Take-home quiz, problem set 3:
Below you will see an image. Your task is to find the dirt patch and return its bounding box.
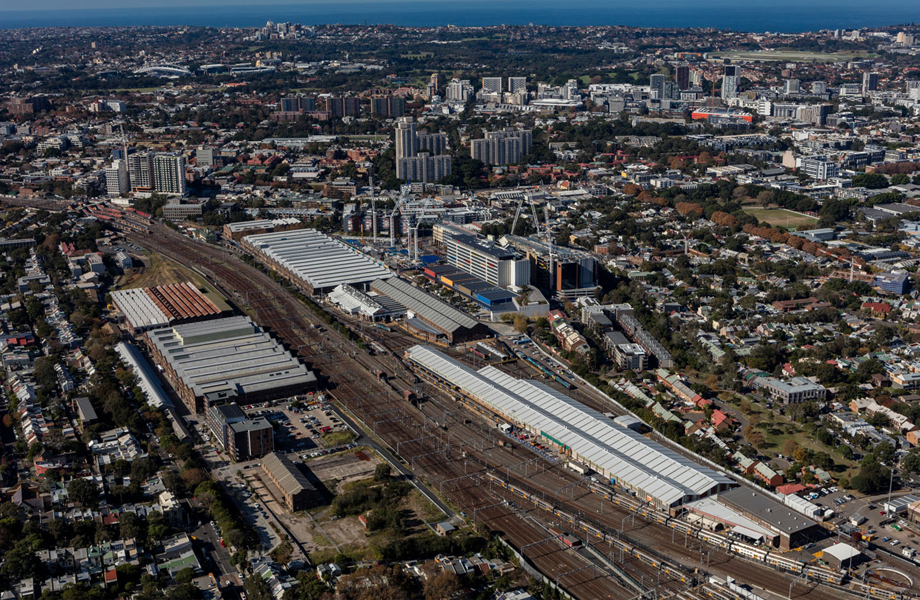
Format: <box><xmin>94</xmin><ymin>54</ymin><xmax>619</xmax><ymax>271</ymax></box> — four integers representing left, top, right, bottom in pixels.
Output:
<box><xmin>405</xmin><ymin>489</ymin><xmax>444</xmax><ymax>524</ymax></box>
<box><xmin>119</xmin><ymin>252</ymin><xmax>208</xmax><ymax>290</ymax></box>
<box><xmin>318</xmin><ymin>515</ymin><xmax>377</xmax><ymax>548</ymax></box>
<box><xmin>309</xmin><ymin>450</ymin><xmax>381</xmax><ymax>492</ymax></box>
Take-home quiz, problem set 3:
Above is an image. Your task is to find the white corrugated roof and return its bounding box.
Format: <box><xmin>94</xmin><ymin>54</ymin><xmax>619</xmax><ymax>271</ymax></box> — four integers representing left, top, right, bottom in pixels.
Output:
<box><xmin>111</xmin><ymin>287</ymin><xmax>169</xmax><ymax>330</ymax></box>
<box><xmin>242</xmin><ymin>229</ymin><xmax>392</xmax><ymax>290</ymax></box>
<box><xmin>406</xmin><ymin>345</ymin><xmax>733</xmax><ymax>507</ymax></box>
<box><xmin>822</xmin><ymin>543</ymin><xmax>862</xmax><ymax>562</ymax></box>
<box><xmin>146</xmin><ymin>316</ymin><xmax>316</xmax><ymax>400</ymax></box>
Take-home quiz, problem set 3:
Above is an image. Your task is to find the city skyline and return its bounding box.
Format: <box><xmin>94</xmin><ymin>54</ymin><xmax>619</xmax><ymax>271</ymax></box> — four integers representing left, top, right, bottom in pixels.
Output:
<box><xmin>1</xmin><ymin>0</ymin><xmax>920</xmax><ymax>33</ymax></box>
<box><xmin>4</xmin><ymin>11</ymin><xmax>920</xmax><ymax>600</ymax></box>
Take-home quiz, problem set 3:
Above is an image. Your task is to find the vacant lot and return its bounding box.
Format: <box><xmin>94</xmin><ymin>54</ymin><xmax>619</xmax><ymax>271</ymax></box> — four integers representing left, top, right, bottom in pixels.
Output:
<box><xmin>742</xmin><ymin>208</ymin><xmax>818</xmax><ymax>230</ymax></box>
<box><xmin>709</xmin><ymin>49</ymin><xmax>871</xmax><ymax>63</ymax></box>
<box><xmin>119</xmin><ymin>252</ymin><xmax>208</xmax><ymax>290</ymax></box>
<box><xmin>308</xmin><ymin>449</ymin><xmax>381</xmax><ymax>493</ymax></box>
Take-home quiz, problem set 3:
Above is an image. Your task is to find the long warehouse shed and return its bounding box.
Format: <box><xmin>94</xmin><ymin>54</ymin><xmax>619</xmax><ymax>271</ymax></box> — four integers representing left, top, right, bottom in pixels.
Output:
<box><xmin>144</xmin><ymin>315</ymin><xmax>317</xmax><ymax>415</ymax></box>
<box><xmin>370</xmin><ymin>277</ymin><xmax>491</xmax><ymax>344</ymax></box>
<box><xmin>112</xmin><ymin>282</ymin><xmax>229</xmax><ymax>333</ymax></box>
<box><xmin>114</xmin><ymin>341</ymin><xmax>172</xmax><ymax>409</ymax></box>
<box><xmin>241</xmin><ymin>228</ymin><xmax>393</xmax><ymax>294</ymax></box>
<box><xmin>405</xmin><ymin>345</ymin><xmax>734</xmax><ymax>509</ymax></box>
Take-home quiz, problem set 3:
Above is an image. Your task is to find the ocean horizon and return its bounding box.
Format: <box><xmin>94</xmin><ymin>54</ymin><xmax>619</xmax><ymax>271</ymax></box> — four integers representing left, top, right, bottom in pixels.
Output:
<box><xmin>0</xmin><ymin>0</ymin><xmax>919</xmax><ymax>33</ymax></box>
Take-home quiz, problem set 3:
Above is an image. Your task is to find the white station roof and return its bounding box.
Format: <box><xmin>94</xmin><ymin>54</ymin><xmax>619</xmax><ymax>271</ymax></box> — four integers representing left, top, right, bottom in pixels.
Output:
<box><xmin>406</xmin><ymin>345</ymin><xmax>733</xmax><ymax>507</ymax></box>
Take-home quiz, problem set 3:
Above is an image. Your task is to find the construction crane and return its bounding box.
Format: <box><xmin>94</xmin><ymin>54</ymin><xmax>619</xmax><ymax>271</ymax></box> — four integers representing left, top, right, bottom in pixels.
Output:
<box><xmin>391</xmin><ymin>186</ymin><xmax>414</xmax><ymax>249</ymax></box>
<box><xmin>510</xmin><ymin>192</ymin><xmax>543</xmax><ymax>237</ymax></box>
<box><xmin>817</xmin><ymin>247</ymin><xmax>863</xmax><ymax>282</ymax></box>
<box><xmin>407</xmin><ymin>222</ymin><xmax>420</xmax><ymax>263</ymax></box>
<box><xmin>369</xmin><ymin>173</ymin><xmax>377</xmax><ymax>243</ymax></box>
<box><xmin>544</xmin><ymin>203</ymin><xmax>556</xmax><ymax>293</ymax></box>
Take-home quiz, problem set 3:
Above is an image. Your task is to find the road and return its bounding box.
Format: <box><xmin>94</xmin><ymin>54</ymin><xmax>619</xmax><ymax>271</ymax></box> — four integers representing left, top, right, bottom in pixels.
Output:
<box><xmin>191</xmin><ymin>520</ymin><xmax>234</xmax><ymax>576</ymax></box>
<box><xmin>110</xmin><ymin>219</ymin><xmax>893</xmax><ymax>599</ymax></box>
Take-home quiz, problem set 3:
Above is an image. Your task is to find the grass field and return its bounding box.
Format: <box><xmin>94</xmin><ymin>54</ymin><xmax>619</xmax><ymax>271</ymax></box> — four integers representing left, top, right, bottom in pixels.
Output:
<box><xmin>709</xmin><ymin>49</ymin><xmax>871</xmax><ymax>63</ymax></box>
<box><xmin>119</xmin><ymin>253</ymin><xmax>208</xmax><ymax>290</ymax></box>
<box><xmin>322</xmin><ymin>431</ymin><xmax>357</xmax><ymax>447</ymax></box>
<box><xmin>742</xmin><ymin>207</ymin><xmax>818</xmax><ymax>230</ymax></box>
<box><xmin>119</xmin><ymin>253</ymin><xmax>231</xmax><ymax>310</ymax></box>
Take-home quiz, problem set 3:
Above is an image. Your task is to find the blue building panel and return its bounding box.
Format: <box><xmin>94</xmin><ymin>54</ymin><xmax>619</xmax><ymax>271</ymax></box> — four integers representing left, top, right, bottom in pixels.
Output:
<box><xmin>477</xmin><ymin>289</ymin><xmax>515</xmax><ymax>307</ymax></box>
<box><xmin>875</xmin><ymin>271</ymin><xmax>910</xmax><ymax>295</ymax></box>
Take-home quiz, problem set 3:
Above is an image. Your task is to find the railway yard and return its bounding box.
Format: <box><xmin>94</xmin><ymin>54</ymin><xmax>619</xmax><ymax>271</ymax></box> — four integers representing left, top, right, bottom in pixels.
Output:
<box><xmin>124</xmin><ymin>222</ymin><xmax>910</xmax><ymax>600</ymax></box>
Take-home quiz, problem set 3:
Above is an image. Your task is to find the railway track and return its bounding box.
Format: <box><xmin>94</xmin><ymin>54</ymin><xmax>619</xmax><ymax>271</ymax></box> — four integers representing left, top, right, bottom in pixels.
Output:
<box><xmin>125</xmin><ymin>224</ymin><xmax>874</xmax><ymax>600</ymax></box>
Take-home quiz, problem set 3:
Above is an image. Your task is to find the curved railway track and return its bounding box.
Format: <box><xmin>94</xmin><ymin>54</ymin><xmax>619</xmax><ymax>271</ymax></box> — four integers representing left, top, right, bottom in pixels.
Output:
<box><xmin>127</xmin><ymin>224</ymin><xmax>874</xmax><ymax>600</ymax></box>
<box><xmin>128</xmin><ymin>225</ymin><xmax>631</xmax><ymax>599</ymax></box>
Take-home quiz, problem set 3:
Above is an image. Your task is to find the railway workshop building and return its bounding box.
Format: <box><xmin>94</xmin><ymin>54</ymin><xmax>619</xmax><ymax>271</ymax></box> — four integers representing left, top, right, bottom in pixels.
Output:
<box><xmin>144</xmin><ymin>315</ymin><xmax>317</xmax><ymax>414</ymax></box>
<box><xmin>405</xmin><ymin>345</ymin><xmax>734</xmax><ymax>509</ymax></box>
<box><xmin>714</xmin><ymin>487</ymin><xmax>822</xmax><ymax>550</ymax></box>
<box><xmin>328</xmin><ymin>283</ymin><xmax>407</xmax><ymax>321</ymax></box>
<box><xmin>370</xmin><ymin>278</ymin><xmax>492</xmax><ymax>344</ymax></box>
<box><xmin>261</xmin><ymin>451</ymin><xmax>315</xmax><ymax>511</ymax></box>
<box><xmin>111</xmin><ymin>282</ymin><xmax>230</xmax><ymax>333</ymax></box>
<box><xmin>241</xmin><ymin>228</ymin><xmax>393</xmax><ymax>294</ymax></box>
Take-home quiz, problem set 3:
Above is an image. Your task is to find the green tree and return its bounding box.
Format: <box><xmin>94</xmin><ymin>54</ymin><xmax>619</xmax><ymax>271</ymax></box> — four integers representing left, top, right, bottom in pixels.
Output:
<box><xmin>374</xmin><ymin>463</ymin><xmax>392</xmax><ymax>482</ymax></box>
<box><xmin>851</xmin><ymin>458</ymin><xmax>891</xmax><ymax>494</ymax></box>
<box><xmin>1</xmin><ymin>538</ymin><xmax>43</xmax><ymax>581</ymax></box>
<box><xmin>851</xmin><ymin>172</ymin><xmax>889</xmax><ymax>189</ymax></box>
<box><xmin>67</xmin><ymin>478</ymin><xmax>99</xmax><ymax>506</ymax></box>
<box><xmin>285</xmin><ymin>571</ymin><xmax>328</xmax><ymax>600</ymax></box>
<box><xmin>902</xmin><ymin>449</ymin><xmax>920</xmax><ymax>474</ymax></box>
<box><xmin>174</xmin><ymin>567</ymin><xmax>197</xmax><ymax>585</ymax></box>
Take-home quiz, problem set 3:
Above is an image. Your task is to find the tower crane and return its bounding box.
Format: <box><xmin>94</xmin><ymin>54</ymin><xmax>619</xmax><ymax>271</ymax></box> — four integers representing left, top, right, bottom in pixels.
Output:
<box><xmin>510</xmin><ymin>191</ymin><xmax>543</xmax><ymax>237</ymax></box>
<box><xmin>817</xmin><ymin>247</ymin><xmax>863</xmax><ymax>282</ymax></box>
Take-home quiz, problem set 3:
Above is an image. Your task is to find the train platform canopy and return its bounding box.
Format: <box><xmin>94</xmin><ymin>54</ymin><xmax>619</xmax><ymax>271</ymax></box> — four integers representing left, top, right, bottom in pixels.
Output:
<box><xmin>405</xmin><ymin>345</ymin><xmax>734</xmax><ymax>508</ymax></box>
<box><xmin>684</xmin><ymin>497</ymin><xmax>775</xmax><ymax>545</ymax></box>
<box><xmin>243</xmin><ymin>229</ymin><xmax>393</xmax><ymax>293</ymax></box>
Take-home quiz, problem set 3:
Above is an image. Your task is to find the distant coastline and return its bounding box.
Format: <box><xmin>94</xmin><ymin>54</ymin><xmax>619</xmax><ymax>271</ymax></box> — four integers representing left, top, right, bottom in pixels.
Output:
<box><xmin>0</xmin><ymin>1</ymin><xmax>919</xmax><ymax>33</ymax></box>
